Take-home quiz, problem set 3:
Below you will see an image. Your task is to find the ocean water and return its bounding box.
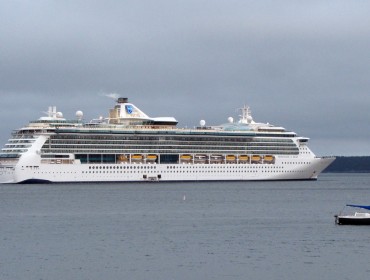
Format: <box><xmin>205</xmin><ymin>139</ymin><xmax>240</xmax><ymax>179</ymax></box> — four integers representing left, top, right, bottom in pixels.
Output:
<box><xmin>1</xmin><ymin>173</ymin><xmax>370</xmax><ymax>280</ymax></box>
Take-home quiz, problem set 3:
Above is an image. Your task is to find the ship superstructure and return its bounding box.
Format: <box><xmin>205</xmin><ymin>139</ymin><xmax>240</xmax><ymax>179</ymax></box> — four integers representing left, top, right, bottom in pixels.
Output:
<box><xmin>0</xmin><ymin>98</ymin><xmax>335</xmax><ymax>183</ymax></box>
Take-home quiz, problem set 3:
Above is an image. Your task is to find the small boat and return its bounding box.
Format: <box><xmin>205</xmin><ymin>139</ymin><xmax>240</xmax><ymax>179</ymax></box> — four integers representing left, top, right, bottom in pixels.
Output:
<box><xmin>131</xmin><ymin>154</ymin><xmax>143</xmax><ymax>160</ymax></box>
<box><xmin>117</xmin><ymin>154</ymin><xmax>128</xmax><ymax>162</ymax></box>
<box><xmin>226</xmin><ymin>155</ymin><xmax>236</xmax><ymax>161</ymax></box>
<box><xmin>146</xmin><ymin>154</ymin><xmax>158</xmax><ymax>161</ymax></box>
<box><xmin>335</xmin><ymin>204</ymin><xmax>370</xmax><ymax>225</ymax></box>
<box><xmin>238</xmin><ymin>155</ymin><xmax>249</xmax><ymax>161</ymax></box>
<box><xmin>131</xmin><ymin>154</ymin><xmax>144</xmax><ymax>162</ymax></box>
<box><xmin>180</xmin><ymin>154</ymin><xmax>192</xmax><ymax>160</ymax></box>
<box><xmin>251</xmin><ymin>155</ymin><xmax>261</xmax><ymax>163</ymax></box>
<box><xmin>263</xmin><ymin>155</ymin><xmax>275</xmax><ymax>163</ymax></box>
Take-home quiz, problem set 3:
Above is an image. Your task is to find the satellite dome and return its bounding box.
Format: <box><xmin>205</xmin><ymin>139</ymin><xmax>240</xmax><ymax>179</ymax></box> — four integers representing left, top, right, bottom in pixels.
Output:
<box><xmin>56</xmin><ymin>112</ymin><xmax>63</xmax><ymax>118</ymax></box>
<box><xmin>76</xmin><ymin>110</ymin><xmax>83</xmax><ymax>119</ymax></box>
<box><xmin>200</xmin><ymin>120</ymin><xmax>206</xmax><ymax>127</ymax></box>
<box><xmin>228</xmin><ymin>117</ymin><xmax>233</xmax><ymax>123</ymax></box>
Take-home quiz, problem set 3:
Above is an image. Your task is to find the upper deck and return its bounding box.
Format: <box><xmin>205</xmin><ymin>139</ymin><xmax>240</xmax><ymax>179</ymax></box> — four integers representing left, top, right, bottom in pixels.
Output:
<box><xmin>19</xmin><ymin>97</ymin><xmax>296</xmax><ymax>137</ymax></box>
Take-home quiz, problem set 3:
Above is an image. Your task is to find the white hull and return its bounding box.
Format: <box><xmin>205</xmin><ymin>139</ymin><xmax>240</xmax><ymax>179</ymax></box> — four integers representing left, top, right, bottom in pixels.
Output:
<box><xmin>1</xmin><ymin>156</ymin><xmax>334</xmax><ymax>184</ymax></box>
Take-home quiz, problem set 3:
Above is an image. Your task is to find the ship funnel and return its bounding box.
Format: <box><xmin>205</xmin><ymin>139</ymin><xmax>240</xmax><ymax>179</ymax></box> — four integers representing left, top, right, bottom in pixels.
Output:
<box><xmin>117</xmin><ymin>98</ymin><xmax>128</xmax><ymax>104</ymax></box>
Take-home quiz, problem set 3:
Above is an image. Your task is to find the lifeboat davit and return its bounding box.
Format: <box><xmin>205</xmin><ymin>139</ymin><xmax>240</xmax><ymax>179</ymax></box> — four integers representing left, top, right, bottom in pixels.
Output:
<box><xmin>194</xmin><ymin>154</ymin><xmax>207</xmax><ymax>163</ymax></box>
<box><xmin>210</xmin><ymin>154</ymin><xmax>223</xmax><ymax>162</ymax></box>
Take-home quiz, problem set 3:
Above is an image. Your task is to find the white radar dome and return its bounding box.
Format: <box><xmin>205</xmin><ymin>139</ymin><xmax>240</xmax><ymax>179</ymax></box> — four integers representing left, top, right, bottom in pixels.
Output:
<box><xmin>228</xmin><ymin>117</ymin><xmax>233</xmax><ymax>123</ymax></box>
<box><xmin>200</xmin><ymin>120</ymin><xmax>206</xmax><ymax>127</ymax></box>
<box><xmin>56</xmin><ymin>112</ymin><xmax>63</xmax><ymax>118</ymax></box>
<box><xmin>76</xmin><ymin>110</ymin><xmax>83</xmax><ymax>119</ymax></box>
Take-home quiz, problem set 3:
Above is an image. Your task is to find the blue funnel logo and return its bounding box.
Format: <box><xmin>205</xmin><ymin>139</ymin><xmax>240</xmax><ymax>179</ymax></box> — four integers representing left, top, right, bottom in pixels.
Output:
<box><xmin>125</xmin><ymin>105</ymin><xmax>134</xmax><ymax>114</ymax></box>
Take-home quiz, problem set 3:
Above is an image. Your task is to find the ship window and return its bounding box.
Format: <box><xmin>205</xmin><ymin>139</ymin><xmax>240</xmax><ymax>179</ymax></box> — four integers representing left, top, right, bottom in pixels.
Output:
<box><xmin>89</xmin><ymin>154</ymin><xmax>102</xmax><ymax>163</ymax></box>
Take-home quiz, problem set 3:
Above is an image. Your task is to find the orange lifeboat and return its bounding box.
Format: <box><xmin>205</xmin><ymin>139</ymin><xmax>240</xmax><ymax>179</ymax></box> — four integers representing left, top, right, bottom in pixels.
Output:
<box><xmin>131</xmin><ymin>154</ymin><xmax>143</xmax><ymax>161</ymax></box>
<box><xmin>251</xmin><ymin>155</ymin><xmax>261</xmax><ymax>163</ymax></box>
<box><xmin>146</xmin><ymin>154</ymin><xmax>157</xmax><ymax>160</ymax></box>
<box><xmin>238</xmin><ymin>155</ymin><xmax>249</xmax><ymax>161</ymax></box>
<box><xmin>226</xmin><ymin>155</ymin><xmax>236</xmax><ymax>162</ymax></box>
<box><xmin>180</xmin><ymin>154</ymin><xmax>192</xmax><ymax>161</ymax></box>
<box><xmin>117</xmin><ymin>155</ymin><xmax>128</xmax><ymax>162</ymax></box>
<box><xmin>264</xmin><ymin>155</ymin><xmax>275</xmax><ymax>163</ymax></box>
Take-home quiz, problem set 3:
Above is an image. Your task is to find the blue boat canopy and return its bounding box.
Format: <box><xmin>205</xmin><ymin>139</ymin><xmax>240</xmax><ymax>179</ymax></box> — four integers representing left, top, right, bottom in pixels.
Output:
<box><xmin>347</xmin><ymin>204</ymin><xmax>370</xmax><ymax>210</ymax></box>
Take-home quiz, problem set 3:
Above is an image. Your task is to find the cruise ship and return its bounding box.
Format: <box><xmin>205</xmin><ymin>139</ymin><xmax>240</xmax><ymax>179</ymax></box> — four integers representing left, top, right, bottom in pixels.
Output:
<box><xmin>0</xmin><ymin>97</ymin><xmax>334</xmax><ymax>183</ymax></box>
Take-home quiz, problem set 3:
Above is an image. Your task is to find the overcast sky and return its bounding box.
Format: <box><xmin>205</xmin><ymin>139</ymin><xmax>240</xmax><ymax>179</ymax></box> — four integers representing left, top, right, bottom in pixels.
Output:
<box><xmin>1</xmin><ymin>0</ymin><xmax>369</xmax><ymax>156</ymax></box>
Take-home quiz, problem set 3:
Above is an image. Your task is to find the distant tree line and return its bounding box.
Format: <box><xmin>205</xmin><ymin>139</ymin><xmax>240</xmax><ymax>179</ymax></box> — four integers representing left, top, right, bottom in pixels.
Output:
<box><xmin>324</xmin><ymin>156</ymin><xmax>370</xmax><ymax>173</ymax></box>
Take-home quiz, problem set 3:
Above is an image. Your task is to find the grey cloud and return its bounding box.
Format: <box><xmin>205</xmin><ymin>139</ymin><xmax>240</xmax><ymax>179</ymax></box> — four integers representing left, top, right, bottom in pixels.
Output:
<box><xmin>1</xmin><ymin>0</ymin><xmax>370</xmax><ymax>155</ymax></box>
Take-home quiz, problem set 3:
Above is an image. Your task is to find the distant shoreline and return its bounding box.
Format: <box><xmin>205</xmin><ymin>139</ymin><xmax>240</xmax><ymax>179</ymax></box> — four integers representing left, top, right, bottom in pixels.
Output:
<box><xmin>323</xmin><ymin>156</ymin><xmax>370</xmax><ymax>173</ymax></box>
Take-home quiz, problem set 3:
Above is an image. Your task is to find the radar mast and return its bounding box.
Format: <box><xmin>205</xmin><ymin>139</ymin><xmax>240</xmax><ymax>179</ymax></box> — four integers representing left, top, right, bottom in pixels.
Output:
<box><xmin>238</xmin><ymin>104</ymin><xmax>253</xmax><ymax>124</ymax></box>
